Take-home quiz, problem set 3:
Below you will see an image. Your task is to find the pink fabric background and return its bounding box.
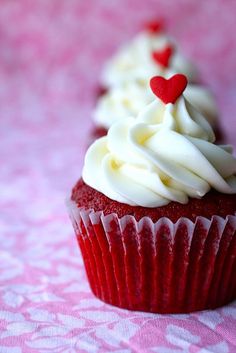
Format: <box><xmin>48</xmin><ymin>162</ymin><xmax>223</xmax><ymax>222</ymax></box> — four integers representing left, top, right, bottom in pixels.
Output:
<box><xmin>0</xmin><ymin>0</ymin><xmax>236</xmax><ymax>352</ymax></box>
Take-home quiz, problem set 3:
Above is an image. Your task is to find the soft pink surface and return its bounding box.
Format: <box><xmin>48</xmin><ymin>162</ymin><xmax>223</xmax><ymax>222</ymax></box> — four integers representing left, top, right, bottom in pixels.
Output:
<box><xmin>0</xmin><ymin>1</ymin><xmax>236</xmax><ymax>352</ymax></box>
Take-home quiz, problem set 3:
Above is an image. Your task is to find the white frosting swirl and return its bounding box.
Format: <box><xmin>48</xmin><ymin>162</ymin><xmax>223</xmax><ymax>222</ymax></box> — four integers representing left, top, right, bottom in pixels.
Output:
<box><xmin>93</xmin><ymin>82</ymin><xmax>218</xmax><ymax>129</ymax></box>
<box><xmin>93</xmin><ymin>82</ymin><xmax>153</xmax><ymax>129</ymax></box>
<box><xmin>101</xmin><ymin>31</ymin><xmax>197</xmax><ymax>88</ymax></box>
<box><xmin>84</xmin><ymin>97</ymin><xmax>236</xmax><ymax>207</ymax></box>
<box><xmin>184</xmin><ymin>85</ymin><xmax>218</xmax><ymax>126</ymax></box>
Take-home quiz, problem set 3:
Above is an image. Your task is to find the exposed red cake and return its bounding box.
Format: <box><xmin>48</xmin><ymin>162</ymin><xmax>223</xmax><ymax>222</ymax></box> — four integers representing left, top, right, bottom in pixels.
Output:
<box><xmin>71</xmin><ymin>179</ymin><xmax>236</xmax><ymax>222</ymax></box>
<box><xmin>90</xmin><ymin>126</ymin><xmax>107</xmax><ymax>141</ymax></box>
<box><xmin>96</xmin><ymin>85</ymin><xmax>108</xmax><ymax>98</ymax></box>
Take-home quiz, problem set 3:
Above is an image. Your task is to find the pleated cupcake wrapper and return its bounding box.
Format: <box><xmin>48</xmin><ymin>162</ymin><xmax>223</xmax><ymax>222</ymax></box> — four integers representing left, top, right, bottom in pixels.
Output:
<box><xmin>68</xmin><ymin>200</ymin><xmax>236</xmax><ymax>314</ymax></box>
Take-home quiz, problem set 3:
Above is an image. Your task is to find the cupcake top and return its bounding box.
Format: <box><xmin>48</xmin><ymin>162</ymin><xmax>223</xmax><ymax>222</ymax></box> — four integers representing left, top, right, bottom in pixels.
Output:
<box><xmin>101</xmin><ymin>21</ymin><xmax>197</xmax><ymax>88</ymax></box>
<box><xmin>93</xmin><ymin>81</ymin><xmax>218</xmax><ymax>129</ymax></box>
<box><xmin>83</xmin><ymin>74</ymin><xmax>236</xmax><ymax>207</ymax></box>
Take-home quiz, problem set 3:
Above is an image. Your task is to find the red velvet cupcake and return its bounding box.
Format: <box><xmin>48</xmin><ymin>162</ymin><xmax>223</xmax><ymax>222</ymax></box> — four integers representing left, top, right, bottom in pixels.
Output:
<box><xmin>69</xmin><ymin>74</ymin><xmax>236</xmax><ymax>313</ymax></box>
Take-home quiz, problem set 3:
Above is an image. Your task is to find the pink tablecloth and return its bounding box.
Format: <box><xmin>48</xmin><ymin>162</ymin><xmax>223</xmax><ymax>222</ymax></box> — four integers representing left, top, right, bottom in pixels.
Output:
<box><xmin>0</xmin><ymin>1</ymin><xmax>236</xmax><ymax>352</ymax></box>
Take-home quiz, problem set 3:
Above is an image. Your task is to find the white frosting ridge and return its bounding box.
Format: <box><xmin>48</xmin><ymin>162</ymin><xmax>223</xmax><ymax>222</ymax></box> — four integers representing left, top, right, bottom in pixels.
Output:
<box><xmin>84</xmin><ymin>97</ymin><xmax>236</xmax><ymax>207</ymax></box>
<box><xmin>93</xmin><ymin>83</ymin><xmax>153</xmax><ymax>129</ymax></box>
<box><xmin>184</xmin><ymin>85</ymin><xmax>218</xmax><ymax>126</ymax></box>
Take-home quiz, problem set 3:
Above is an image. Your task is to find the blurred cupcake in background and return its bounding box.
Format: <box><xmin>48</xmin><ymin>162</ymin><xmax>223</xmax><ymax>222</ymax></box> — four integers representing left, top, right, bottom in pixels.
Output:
<box><xmin>100</xmin><ymin>20</ymin><xmax>198</xmax><ymax>89</ymax></box>
<box><xmin>69</xmin><ymin>74</ymin><xmax>236</xmax><ymax>314</ymax></box>
<box><xmin>92</xmin><ymin>34</ymin><xmax>221</xmax><ymax>140</ymax></box>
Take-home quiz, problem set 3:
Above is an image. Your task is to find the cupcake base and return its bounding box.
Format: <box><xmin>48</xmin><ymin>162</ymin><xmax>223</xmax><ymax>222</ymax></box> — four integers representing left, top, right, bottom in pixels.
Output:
<box><xmin>68</xmin><ymin>200</ymin><xmax>236</xmax><ymax>314</ymax></box>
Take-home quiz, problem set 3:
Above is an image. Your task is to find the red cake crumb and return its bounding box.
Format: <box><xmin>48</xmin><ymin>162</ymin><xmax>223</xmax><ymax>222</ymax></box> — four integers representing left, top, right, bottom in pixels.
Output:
<box><xmin>96</xmin><ymin>86</ymin><xmax>108</xmax><ymax>98</ymax></box>
<box><xmin>71</xmin><ymin>179</ymin><xmax>236</xmax><ymax>223</ymax></box>
<box><xmin>90</xmin><ymin>126</ymin><xmax>107</xmax><ymax>141</ymax></box>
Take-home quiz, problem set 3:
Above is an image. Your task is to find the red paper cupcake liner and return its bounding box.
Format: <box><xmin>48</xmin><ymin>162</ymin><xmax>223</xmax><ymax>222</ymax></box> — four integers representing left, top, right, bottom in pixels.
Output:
<box><xmin>68</xmin><ymin>200</ymin><xmax>236</xmax><ymax>314</ymax></box>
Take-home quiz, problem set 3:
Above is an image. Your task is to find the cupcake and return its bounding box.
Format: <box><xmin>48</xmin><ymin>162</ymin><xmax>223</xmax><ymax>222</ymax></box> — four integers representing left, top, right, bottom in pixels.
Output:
<box><xmin>69</xmin><ymin>74</ymin><xmax>236</xmax><ymax>314</ymax></box>
<box><xmin>101</xmin><ymin>21</ymin><xmax>197</xmax><ymax>89</ymax></box>
<box><xmin>92</xmin><ymin>25</ymin><xmax>222</xmax><ymax>141</ymax></box>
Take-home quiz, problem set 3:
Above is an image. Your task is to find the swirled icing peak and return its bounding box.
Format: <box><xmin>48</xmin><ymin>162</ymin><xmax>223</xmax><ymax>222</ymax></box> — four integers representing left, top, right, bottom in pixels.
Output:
<box><xmin>84</xmin><ymin>75</ymin><xmax>236</xmax><ymax>207</ymax></box>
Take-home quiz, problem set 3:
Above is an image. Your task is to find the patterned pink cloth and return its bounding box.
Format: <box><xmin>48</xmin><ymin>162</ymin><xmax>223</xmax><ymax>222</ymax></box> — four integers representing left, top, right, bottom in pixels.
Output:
<box><xmin>0</xmin><ymin>1</ymin><xmax>236</xmax><ymax>352</ymax></box>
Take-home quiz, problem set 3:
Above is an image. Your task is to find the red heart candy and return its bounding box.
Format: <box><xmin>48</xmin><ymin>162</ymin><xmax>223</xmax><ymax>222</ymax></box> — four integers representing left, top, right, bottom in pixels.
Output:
<box><xmin>150</xmin><ymin>74</ymin><xmax>188</xmax><ymax>104</ymax></box>
<box><xmin>145</xmin><ymin>20</ymin><xmax>163</xmax><ymax>33</ymax></box>
<box><xmin>152</xmin><ymin>45</ymin><xmax>174</xmax><ymax>68</ymax></box>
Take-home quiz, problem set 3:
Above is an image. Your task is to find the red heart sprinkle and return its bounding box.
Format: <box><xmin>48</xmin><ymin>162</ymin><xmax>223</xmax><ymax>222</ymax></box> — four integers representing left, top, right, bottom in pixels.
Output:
<box><xmin>152</xmin><ymin>45</ymin><xmax>174</xmax><ymax>68</ymax></box>
<box><xmin>150</xmin><ymin>74</ymin><xmax>188</xmax><ymax>104</ymax></box>
<box><xmin>145</xmin><ymin>20</ymin><xmax>163</xmax><ymax>33</ymax></box>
